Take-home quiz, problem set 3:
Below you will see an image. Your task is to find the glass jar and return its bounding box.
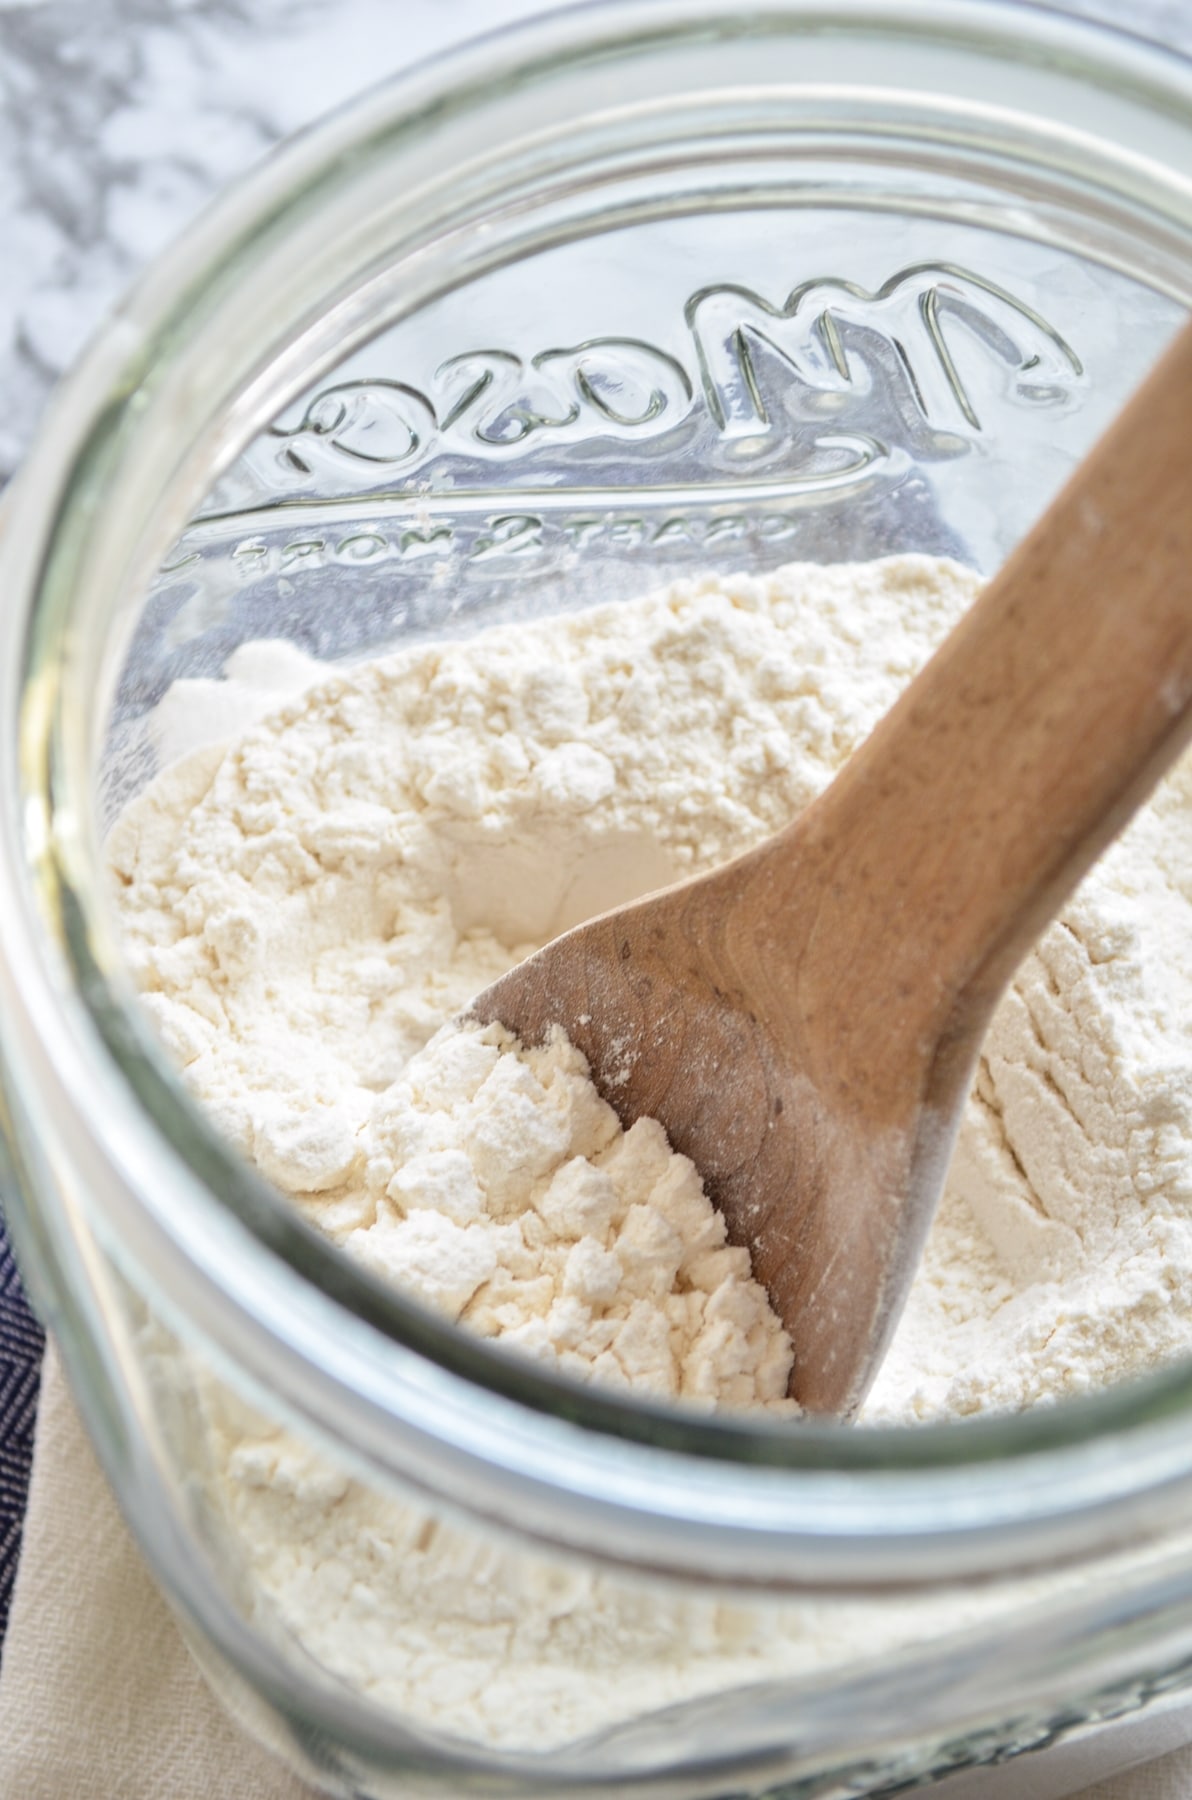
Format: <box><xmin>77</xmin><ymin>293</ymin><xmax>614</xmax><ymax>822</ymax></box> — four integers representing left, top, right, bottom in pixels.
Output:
<box><xmin>4</xmin><ymin>2</ymin><xmax>1192</xmax><ymax>1793</ymax></box>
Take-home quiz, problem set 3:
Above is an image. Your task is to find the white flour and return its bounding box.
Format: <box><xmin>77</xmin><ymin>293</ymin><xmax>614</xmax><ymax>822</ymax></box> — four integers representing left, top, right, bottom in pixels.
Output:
<box><xmin>868</xmin><ymin>767</ymin><xmax>1192</xmax><ymax>1420</ymax></box>
<box><xmin>352</xmin><ymin>1016</ymin><xmax>795</xmax><ymax>1406</ymax></box>
<box><xmin>114</xmin><ymin>554</ymin><xmax>971</xmax><ymax>1406</ymax></box>
<box><xmin>109</xmin><ymin>553</ymin><xmax>1192</xmax><ymax>1747</ymax></box>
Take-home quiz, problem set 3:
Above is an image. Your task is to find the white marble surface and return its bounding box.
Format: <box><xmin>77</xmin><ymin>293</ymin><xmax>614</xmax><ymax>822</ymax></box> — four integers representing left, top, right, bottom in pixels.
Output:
<box><xmin>0</xmin><ymin>0</ymin><xmax>551</xmax><ymax>486</ymax></box>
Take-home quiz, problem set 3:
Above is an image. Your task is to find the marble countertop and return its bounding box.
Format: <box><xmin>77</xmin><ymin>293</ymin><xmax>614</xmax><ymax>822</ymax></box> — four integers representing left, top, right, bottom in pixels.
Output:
<box><xmin>0</xmin><ymin>0</ymin><xmax>1190</xmax><ymax>1659</ymax></box>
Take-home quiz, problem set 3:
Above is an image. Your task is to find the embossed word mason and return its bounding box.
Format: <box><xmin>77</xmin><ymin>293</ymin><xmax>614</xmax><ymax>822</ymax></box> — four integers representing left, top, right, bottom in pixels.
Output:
<box><xmin>258</xmin><ymin>263</ymin><xmax>1082</xmax><ymax>491</ymax></box>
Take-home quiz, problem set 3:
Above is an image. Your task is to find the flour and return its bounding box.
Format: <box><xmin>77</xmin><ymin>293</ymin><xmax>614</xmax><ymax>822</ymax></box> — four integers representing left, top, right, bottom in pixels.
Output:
<box><xmin>866</xmin><ymin>773</ymin><xmax>1192</xmax><ymax>1420</ymax></box>
<box><xmin>112</xmin><ymin>555</ymin><xmax>970</xmax><ymax>1403</ymax></box>
<box><xmin>348</xmin><ymin>1016</ymin><xmax>795</xmax><ymax>1405</ymax></box>
<box><xmin>109</xmin><ymin>551</ymin><xmax>1192</xmax><ymax>1748</ymax></box>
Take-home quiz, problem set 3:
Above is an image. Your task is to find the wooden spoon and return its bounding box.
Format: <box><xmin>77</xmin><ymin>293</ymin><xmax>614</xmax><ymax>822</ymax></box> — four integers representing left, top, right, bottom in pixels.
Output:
<box><xmin>471</xmin><ymin>318</ymin><xmax>1192</xmax><ymax>1419</ymax></box>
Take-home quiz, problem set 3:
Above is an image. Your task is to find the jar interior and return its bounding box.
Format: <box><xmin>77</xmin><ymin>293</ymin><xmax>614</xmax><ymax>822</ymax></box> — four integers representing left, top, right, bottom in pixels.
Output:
<box><xmin>37</xmin><ymin>0</ymin><xmax>1192</xmax><ymax>1527</ymax></box>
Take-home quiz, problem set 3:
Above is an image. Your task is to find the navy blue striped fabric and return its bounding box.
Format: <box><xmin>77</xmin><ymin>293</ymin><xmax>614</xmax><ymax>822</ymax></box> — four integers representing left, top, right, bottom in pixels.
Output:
<box><xmin>0</xmin><ymin>1205</ymin><xmax>43</xmax><ymax>1659</ymax></box>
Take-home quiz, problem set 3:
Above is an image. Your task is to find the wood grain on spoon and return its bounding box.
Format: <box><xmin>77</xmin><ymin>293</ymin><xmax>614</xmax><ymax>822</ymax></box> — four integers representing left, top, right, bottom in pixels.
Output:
<box><xmin>472</xmin><ymin>317</ymin><xmax>1192</xmax><ymax>1419</ymax></box>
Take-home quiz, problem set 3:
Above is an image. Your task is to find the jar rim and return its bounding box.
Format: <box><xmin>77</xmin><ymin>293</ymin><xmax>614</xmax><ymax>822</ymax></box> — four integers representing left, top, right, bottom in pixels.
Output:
<box><xmin>5</xmin><ymin>0</ymin><xmax>1192</xmax><ymax>1582</ymax></box>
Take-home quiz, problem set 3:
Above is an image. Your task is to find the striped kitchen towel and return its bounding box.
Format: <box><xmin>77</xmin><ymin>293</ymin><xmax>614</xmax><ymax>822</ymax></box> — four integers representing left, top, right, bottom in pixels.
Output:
<box><xmin>0</xmin><ymin>1207</ymin><xmax>44</xmax><ymax>1658</ymax></box>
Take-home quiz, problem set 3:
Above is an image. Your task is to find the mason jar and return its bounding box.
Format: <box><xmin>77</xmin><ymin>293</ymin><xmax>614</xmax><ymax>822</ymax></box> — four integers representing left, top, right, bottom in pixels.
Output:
<box><xmin>4</xmin><ymin>2</ymin><xmax>1192</xmax><ymax>1793</ymax></box>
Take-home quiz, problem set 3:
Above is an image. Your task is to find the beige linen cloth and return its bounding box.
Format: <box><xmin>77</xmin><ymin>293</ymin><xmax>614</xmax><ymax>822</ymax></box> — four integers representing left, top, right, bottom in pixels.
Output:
<box><xmin>2</xmin><ymin>1346</ymin><xmax>1192</xmax><ymax>1800</ymax></box>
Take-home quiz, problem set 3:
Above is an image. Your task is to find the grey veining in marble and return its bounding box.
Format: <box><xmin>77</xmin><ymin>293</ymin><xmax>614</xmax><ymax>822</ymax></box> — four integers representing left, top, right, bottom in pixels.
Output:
<box><xmin>0</xmin><ymin>0</ymin><xmax>546</xmax><ymax>486</ymax></box>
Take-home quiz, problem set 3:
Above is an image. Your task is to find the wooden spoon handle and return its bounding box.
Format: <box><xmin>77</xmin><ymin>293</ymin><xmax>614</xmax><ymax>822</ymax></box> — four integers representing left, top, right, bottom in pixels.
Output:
<box><xmin>760</xmin><ymin>316</ymin><xmax>1192</xmax><ymax>1109</ymax></box>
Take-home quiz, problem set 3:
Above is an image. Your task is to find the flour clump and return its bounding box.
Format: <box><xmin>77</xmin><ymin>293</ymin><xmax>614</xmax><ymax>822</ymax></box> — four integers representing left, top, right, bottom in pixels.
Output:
<box><xmin>346</xmin><ymin>1016</ymin><xmax>793</xmax><ymax>1404</ymax></box>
